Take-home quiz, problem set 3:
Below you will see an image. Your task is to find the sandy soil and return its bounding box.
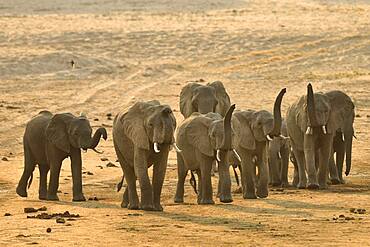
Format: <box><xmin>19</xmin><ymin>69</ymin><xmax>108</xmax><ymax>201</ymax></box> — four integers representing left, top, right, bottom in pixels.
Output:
<box><xmin>1</xmin><ymin>0</ymin><xmax>370</xmax><ymax>246</ymax></box>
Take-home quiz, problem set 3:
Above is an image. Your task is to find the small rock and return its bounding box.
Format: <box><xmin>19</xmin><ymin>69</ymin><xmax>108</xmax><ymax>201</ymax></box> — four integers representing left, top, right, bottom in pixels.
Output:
<box><xmin>128</xmin><ymin>213</ymin><xmax>142</xmax><ymax>217</ymax></box>
<box><xmin>97</xmin><ymin>165</ymin><xmax>103</xmax><ymax>169</ymax></box>
<box><xmin>87</xmin><ymin>171</ymin><xmax>93</xmax><ymax>175</ymax></box>
<box><xmin>46</xmin><ymin>228</ymin><xmax>52</xmax><ymax>233</ymax></box>
<box><xmin>38</xmin><ymin>206</ymin><xmax>47</xmax><ymax>212</ymax></box>
<box><xmin>339</xmin><ymin>214</ymin><xmax>345</xmax><ymax>218</ymax></box>
<box><xmin>56</xmin><ymin>218</ymin><xmax>65</xmax><ymax>224</ymax></box>
<box><xmin>2</xmin><ymin>157</ymin><xmax>9</xmax><ymax>161</ymax></box>
<box><xmin>57</xmin><ymin>190</ymin><xmax>62</xmax><ymax>193</ymax></box>
<box><xmin>94</xmin><ymin>118</ymin><xmax>99</xmax><ymax>121</ymax></box>
<box><xmin>88</xmin><ymin>196</ymin><xmax>99</xmax><ymax>201</ymax></box>
<box><xmin>4</xmin><ymin>213</ymin><xmax>11</xmax><ymax>216</ymax></box>
<box><xmin>355</xmin><ymin>114</ymin><xmax>361</xmax><ymax>118</ymax></box>
<box><xmin>350</xmin><ymin>208</ymin><xmax>356</xmax><ymax>213</ymax></box>
<box><xmin>100</xmin><ymin>157</ymin><xmax>109</xmax><ymax>161</ymax></box>
<box><xmin>106</xmin><ymin>113</ymin><xmax>112</xmax><ymax>117</ymax></box>
<box><xmin>24</xmin><ymin>207</ymin><xmax>38</xmax><ymax>213</ymax></box>
<box><xmin>345</xmin><ymin>216</ymin><xmax>355</xmax><ymax>220</ymax></box>
<box><xmin>106</xmin><ymin>162</ymin><xmax>118</xmax><ymax>168</ymax></box>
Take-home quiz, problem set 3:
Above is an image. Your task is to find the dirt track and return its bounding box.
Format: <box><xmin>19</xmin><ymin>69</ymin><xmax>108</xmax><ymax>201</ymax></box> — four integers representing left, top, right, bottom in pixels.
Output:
<box><xmin>1</xmin><ymin>0</ymin><xmax>370</xmax><ymax>246</ymax></box>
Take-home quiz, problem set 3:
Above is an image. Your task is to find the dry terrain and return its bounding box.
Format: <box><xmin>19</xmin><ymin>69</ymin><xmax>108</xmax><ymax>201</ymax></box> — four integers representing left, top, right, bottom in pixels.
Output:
<box><xmin>1</xmin><ymin>0</ymin><xmax>370</xmax><ymax>246</ymax></box>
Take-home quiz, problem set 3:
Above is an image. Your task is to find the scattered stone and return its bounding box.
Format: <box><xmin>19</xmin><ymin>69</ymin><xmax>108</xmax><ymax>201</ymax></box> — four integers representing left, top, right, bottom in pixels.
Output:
<box><xmin>4</xmin><ymin>213</ymin><xmax>11</xmax><ymax>216</ymax></box>
<box><xmin>57</xmin><ymin>190</ymin><xmax>62</xmax><ymax>193</ymax></box>
<box><xmin>27</xmin><ymin>211</ymin><xmax>80</xmax><ymax>220</ymax></box>
<box><xmin>38</xmin><ymin>206</ymin><xmax>47</xmax><ymax>212</ymax></box>
<box><xmin>46</xmin><ymin>228</ymin><xmax>52</xmax><ymax>233</ymax></box>
<box><xmin>355</xmin><ymin>114</ymin><xmax>361</xmax><ymax>118</ymax></box>
<box><xmin>24</xmin><ymin>207</ymin><xmax>38</xmax><ymax>213</ymax></box>
<box><xmin>106</xmin><ymin>113</ymin><xmax>112</xmax><ymax>117</ymax></box>
<box><xmin>349</xmin><ymin>208</ymin><xmax>366</xmax><ymax>214</ymax></box>
<box><xmin>56</xmin><ymin>218</ymin><xmax>65</xmax><ymax>224</ymax></box>
<box><xmin>350</xmin><ymin>208</ymin><xmax>356</xmax><ymax>213</ymax></box>
<box><xmin>2</xmin><ymin>157</ymin><xmax>9</xmax><ymax>161</ymax></box>
<box><xmin>66</xmin><ymin>223</ymin><xmax>72</xmax><ymax>226</ymax></box>
<box><xmin>16</xmin><ymin>234</ymin><xmax>30</xmax><ymax>238</ymax></box>
<box><xmin>339</xmin><ymin>214</ymin><xmax>345</xmax><ymax>218</ymax></box>
<box><xmin>345</xmin><ymin>216</ymin><xmax>355</xmax><ymax>220</ymax></box>
<box><xmin>100</xmin><ymin>157</ymin><xmax>109</xmax><ymax>161</ymax></box>
<box><xmin>88</xmin><ymin>196</ymin><xmax>99</xmax><ymax>201</ymax></box>
<box><xmin>106</xmin><ymin>162</ymin><xmax>118</xmax><ymax>168</ymax></box>
<box><xmin>97</xmin><ymin>165</ymin><xmax>103</xmax><ymax>169</ymax></box>
<box><xmin>87</xmin><ymin>171</ymin><xmax>93</xmax><ymax>175</ymax></box>
<box><xmin>128</xmin><ymin>213</ymin><xmax>142</xmax><ymax>217</ymax></box>
<box><xmin>94</xmin><ymin>118</ymin><xmax>99</xmax><ymax>121</ymax></box>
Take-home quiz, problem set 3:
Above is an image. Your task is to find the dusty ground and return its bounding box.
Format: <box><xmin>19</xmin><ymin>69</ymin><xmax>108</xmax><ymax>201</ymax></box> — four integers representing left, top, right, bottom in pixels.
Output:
<box><xmin>1</xmin><ymin>0</ymin><xmax>370</xmax><ymax>246</ymax></box>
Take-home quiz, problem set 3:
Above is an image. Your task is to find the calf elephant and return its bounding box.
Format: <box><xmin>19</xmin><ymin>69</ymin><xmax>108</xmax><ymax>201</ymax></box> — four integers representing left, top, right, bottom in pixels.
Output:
<box><xmin>179</xmin><ymin>80</ymin><xmax>231</xmax><ymax>118</ymax></box>
<box><xmin>232</xmin><ymin>88</ymin><xmax>286</xmax><ymax>199</ymax></box>
<box><xmin>286</xmin><ymin>84</ymin><xmax>339</xmax><ymax>189</ymax></box>
<box><xmin>174</xmin><ymin>105</ymin><xmax>239</xmax><ymax>204</ymax></box>
<box><xmin>268</xmin><ymin>120</ymin><xmax>290</xmax><ymax>187</ymax></box>
<box><xmin>113</xmin><ymin>100</ymin><xmax>177</xmax><ymax>211</ymax></box>
<box><xmin>16</xmin><ymin>111</ymin><xmax>107</xmax><ymax>201</ymax></box>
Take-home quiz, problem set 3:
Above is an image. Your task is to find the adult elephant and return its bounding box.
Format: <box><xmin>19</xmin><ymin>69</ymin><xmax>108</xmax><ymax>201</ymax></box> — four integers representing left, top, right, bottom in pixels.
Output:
<box><xmin>113</xmin><ymin>100</ymin><xmax>177</xmax><ymax>211</ymax></box>
<box><xmin>174</xmin><ymin>105</ymin><xmax>240</xmax><ymax>204</ymax></box>
<box><xmin>232</xmin><ymin>88</ymin><xmax>286</xmax><ymax>199</ymax></box>
<box><xmin>268</xmin><ymin>120</ymin><xmax>290</xmax><ymax>187</ymax></box>
<box><xmin>179</xmin><ymin>80</ymin><xmax>231</xmax><ymax>118</ymax></box>
<box><xmin>286</xmin><ymin>84</ymin><xmax>339</xmax><ymax>189</ymax></box>
<box><xmin>16</xmin><ymin>111</ymin><xmax>107</xmax><ymax>201</ymax></box>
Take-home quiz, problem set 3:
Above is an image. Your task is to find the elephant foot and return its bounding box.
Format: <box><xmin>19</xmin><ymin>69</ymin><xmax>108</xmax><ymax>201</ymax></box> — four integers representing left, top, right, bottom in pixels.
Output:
<box><xmin>243</xmin><ymin>192</ymin><xmax>257</xmax><ymax>199</ymax></box>
<box><xmin>199</xmin><ymin>198</ymin><xmax>215</xmax><ymax>205</ymax></box>
<box><xmin>319</xmin><ymin>183</ymin><xmax>328</xmax><ymax>190</ymax></box>
<box><xmin>330</xmin><ymin>178</ymin><xmax>341</xmax><ymax>185</ymax></box>
<box><xmin>297</xmin><ymin>182</ymin><xmax>306</xmax><ymax>189</ymax></box>
<box><xmin>39</xmin><ymin>194</ymin><xmax>47</xmax><ymax>200</ymax></box>
<box><xmin>140</xmin><ymin>203</ymin><xmax>155</xmax><ymax>211</ymax></box>
<box><xmin>307</xmin><ymin>183</ymin><xmax>319</xmax><ymax>190</ymax></box>
<box><xmin>153</xmin><ymin>204</ymin><xmax>163</xmax><ymax>211</ymax></box>
<box><xmin>47</xmin><ymin>194</ymin><xmax>60</xmax><ymax>201</ymax></box>
<box><xmin>16</xmin><ymin>187</ymin><xmax>27</xmax><ymax>198</ymax></box>
<box><xmin>73</xmin><ymin>194</ymin><xmax>86</xmax><ymax>202</ymax></box>
<box><xmin>339</xmin><ymin>178</ymin><xmax>345</xmax><ymax>184</ymax></box>
<box><xmin>257</xmin><ymin>188</ymin><xmax>269</xmax><ymax>198</ymax></box>
<box><xmin>281</xmin><ymin>181</ymin><xmax>290</xmax><ymax>188</ymax></box>
<box><xmin>220</xmin><ymin>195</ymin><xmax>233</xmax><ymax>203</ymax></box>
<box><xmin>174</xmin><ymin>197</ymin><xmax>184</xmax><ymax>203</ymax></box>
<box><xmin>128</xmin><ymin>203</ymin><xmax>140</xmax><ymax>210</ymax></box>
<box><xmin>233</xmin><ymin>187</ymin><xmax>242</xmax><ymax>194</ymax></box>
<box><xmin>121</xmin><ymin>201</ymin><xmax>128</xmax><ymax>208</ymax></box>
<box><xmin>270</xmin><ymin>181</ymin><xmax>281</xmax><ymax>187</ymax></box>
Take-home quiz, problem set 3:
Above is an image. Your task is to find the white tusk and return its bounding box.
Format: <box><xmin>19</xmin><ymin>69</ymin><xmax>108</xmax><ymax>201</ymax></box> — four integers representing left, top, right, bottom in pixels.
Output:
<box><xmin>278</xmin><ymin>152</ymin><xmax>281</xmax><ymax>159</ymax></box>
<box><xmin>322</xmin><ymin>125</ymin><xmax>327</xmax><ymax>135</ymax></box>
<box><xmin>342</xmin><ymin>133</ymin><xmax>345</xmax><ymax>142</ymax></box>
<box><xmin>252</xmin><ymin>156</ymin><xmax>257</xmax><ymax>163</ymax></box>
<box><xmin>173</xmin><ymin>143</ymin><xmax>182</xmax><ymax>153</ymax></box>
<box><xmin>154</xmin><ymin>142</ymin><xmax>160</xmax><ymax>153</ymax></box>
<box><xmin>279</xmin><ymin>135</ymin><xmax>290</xmax><ymax>140</ymax></box>
<box><xmin>216</xmin><ymin>149</ymin><xmax>221</xmax><ymax>162</ymax></box>
<box><xmin>305</xmin><ymin>126</ymin><xmax>313</xmax><ymax>135</ymax></box>
<box><xmin>232</xmin><ymin>149</ymin><xmax>241</xmax><ymax>162</ymax></box>
<box><xmin>266</xmin><ymin>135</ymin><xmax>273</xmax><ymax>141</ymax></box>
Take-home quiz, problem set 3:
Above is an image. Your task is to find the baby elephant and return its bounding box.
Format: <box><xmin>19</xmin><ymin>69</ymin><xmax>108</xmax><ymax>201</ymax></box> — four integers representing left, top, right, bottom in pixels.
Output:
<box><xmin>16</xmin><ymin>111</ymin><xmax>107</xmax><ymax>201</ymax></box>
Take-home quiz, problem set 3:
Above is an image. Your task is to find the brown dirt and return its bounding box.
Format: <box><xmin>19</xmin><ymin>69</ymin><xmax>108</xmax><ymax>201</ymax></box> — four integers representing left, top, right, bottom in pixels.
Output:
<box><xmin>1</xmin><ymin>0</ymin><xmax>370</xmax><ymax>246</ymax></box>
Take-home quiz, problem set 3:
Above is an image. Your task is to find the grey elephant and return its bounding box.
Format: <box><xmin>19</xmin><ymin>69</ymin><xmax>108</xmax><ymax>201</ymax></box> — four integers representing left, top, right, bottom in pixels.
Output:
<box><xmin>286</xmin><ymin>84</ymin><xmax>341</xmax><ymax>189</ymax></box>
<box><xmin>268</xmin><ymin>120</ymin><xmax>290</xmax><ymax>187</ymax></box>
<box><xmin>16</xmin><ymin>111</ymin><xmax>107</xmax><ymax>201</ymax></box>
<box><xmin>174</xmin><ymin>105</ymin><xmax>239</xmax><ymax>204</ymax></box>
<box><xmin>179</xmin><ymin>80</ymin><xmax>231</xmax><ymax>118</ymax></box>
<box><xmin>232</xmin><ymin>88</ymin><xmax>286</xmax><ymax>199</ymax></box>
<box><xmin>113</xmin><ymin>100</ymin><xmax>177</xmax><ymax>211</ymax></box>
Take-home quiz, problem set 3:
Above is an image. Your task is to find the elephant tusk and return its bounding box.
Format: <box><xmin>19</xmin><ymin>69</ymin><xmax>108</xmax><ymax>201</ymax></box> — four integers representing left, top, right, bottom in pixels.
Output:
<box><xmin>92</xmin><ymin>148</ymin><xmax>104</xmax><ymax>154</ymax></box>
<box><xmin>266</xmin><ymin>135</ymin><xmax>273</xmax><ymax>141</ymax></box>
<box><xmin>278</xmin><ymin>152</ymin><xmax>281</xmax><ymax>159</ymax></box>
<box><xmin>279</xmin><ymin>135</ymin><xmax>290</xmax><ymax>140</ymax></box>
<box><xmin>305</xmin><ymin>126</ymin><xmax>313</xmax><ymax>135</ymax></box>
<box><xmin>82</xmin><ymin>149</ymin><xmax>87</xmax><ymax>153</ymax></box>
<box><xmin>342</xmin><ymin>133</ymin><xmax>345</xmax><ymax>142</ymax></box>
<box><xmin>232</xmin><ymin>149</ymin><xmax>241</xmax><ymax>162</ymax></box>
<box><xmin>154</xmin><ymin>142</ymin><xmax>160</xmax><ymax>153</ymax></box>
<box><xmin>173</xmin><ymin>143</ymin><xmax>182</xmax><ymax>153</ymax></box>
<box><xmin>322</xmin><ymin>125</ymin><xmax>327</xmax><ymax>135</ymax></box>
<box><xmin>216</xmin><ymin>149</ymin><xmax>221</xmax><ymax>162</ymax></box>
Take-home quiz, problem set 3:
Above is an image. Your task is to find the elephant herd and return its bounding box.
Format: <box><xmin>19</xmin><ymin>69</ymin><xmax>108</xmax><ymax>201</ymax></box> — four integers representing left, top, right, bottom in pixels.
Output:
<box><xmin>16</xmin><ymin>81</ymin><xmax>355</xmax><ymax>211</ymax></box>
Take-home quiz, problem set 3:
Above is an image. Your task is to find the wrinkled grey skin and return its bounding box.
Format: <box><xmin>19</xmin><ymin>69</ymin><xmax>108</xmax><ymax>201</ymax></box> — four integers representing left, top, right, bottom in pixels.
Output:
<box><xmin>113</xmin><ymin>100</ymin><xmax>176</xmax><ymax>211</ymax></box>
<box><xmin>179</xmin><ymin>80</ymin><xmax>231</xmax><ymax>118</ymax></box>
<box><xmin>174</xmin><ymin>105</ymin><xmax>236</xmax><ymax>204</ymax></box>
<box><xmin>232</xmin><ymin>89</ymin><xmax>286</xmax><ymax>199</ymax></box>
<box><xmin>325</xmin><ymin>91</ymin><xmax>355</xmax><ymax>184</ymax></box>
<box><xmin>268</xmin><ymin>121</ymin><xmax>290</xmax><ymax>187</ymax></box>
<box><xmin>286</xmin><ymin>84</ymin><xmax>339</xmax><ymax>189</ymax></box>
<box><xmin>16</xmin><ymin>111</ymin><xmax>107</xmax><ymax>201</ymax></box>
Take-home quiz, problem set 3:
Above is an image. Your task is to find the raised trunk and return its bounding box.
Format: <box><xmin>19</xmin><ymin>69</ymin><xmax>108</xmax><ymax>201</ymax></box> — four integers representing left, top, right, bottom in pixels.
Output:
<box><xmin>89</xmin><ymin>127</ymin><xmax>107</xmax><ymax>149</ymax></box>
<box><xmin>221</xmin><ymin>104</ymin><xmax>235</xmax><ymax>150</ymax></box>
<box><xmin>307</xmin><ymin>83</ymin><xmax>318</xmax><ymax>127</ymax></box>
<box><xmin>345</xmin><ymin>127</ymin><xmax>353</xmax><ymax>176</ymax></box>
<box><xmin>270</xmin><ymin>88</ymin><xmax>286</xmax><ymax>136</ymax></box>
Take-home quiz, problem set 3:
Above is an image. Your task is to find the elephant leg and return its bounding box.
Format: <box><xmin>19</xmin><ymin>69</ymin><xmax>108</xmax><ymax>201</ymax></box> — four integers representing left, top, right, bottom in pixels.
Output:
<box><xmin>211</xmin><ymin>160</ymin><xmax>218</xmax><ymax>176</ymax></box>
<box><xmin>318</xmin><ymin>136</ymin><xmax>333</xmax><ymax>189</ymax></box>
<box><xmin>47</xmin><ymin>158</ymin><xmax>63</xmax><ymax>201</ymax></box>
<box><xmin>38</xmin><ymin>164</ymin><xmax>49</xmax><ymax>200</ymax></box>
<box><xmin>70</xmin><ymin>148</ymin><xmax>85</xmax><ymax>202</ymax></box>
<box><xmin>292</xmin><ymin>147</ymin><xmax>307</xmax><ymax>189</ymax></box>
<box><xmin>199</xmin><ymin>158</ymin><xmax>214</xmax><ymax>205</ymax></box>
<box><xmin>256</xmin><ymin>149</ymin><xmax>269</xmax><ymax>198</ymax></box>
<box><xmin>134</xmin><ymin>149</ymin><xmax>154</xmax><ymax>211</ymax></box>
<box><xmin>304</xmin><ymin>135</ymin><xmax>319</xmax><ymax>189</ymax></box>
<box><xmin>335</xmin><ymin>142</ymin><xmax>345</xmax><ymax>184</ymax></box>
<box><xmin>152</xmin><ymin>146</ymin><xmax>170</xmax><ymax>211</ymax></box>
<box><xmin>292</xmin><ymin>162</ymin><xmax>299</xmax><ymax>187</ymax></box>
<box><xmin>241</xmin><ymin>152</ymin><xmax>257</xmax><ymax>199</ymax></box>
<box><xmin>16</xmin><ymin>144</ymin><xmax>36</xmax><ymax>197</ymax></box>
<box><xmin>121</xmin><ymin>186</ymin><xmax>129</xmax><ymax>208</ymax></box>
<box><xmin>196</xmin><ymin>170</ymin><xmax>202</xmax><ymax>204</ymax></box>
<box><xmin>280</xmin><ymin>148</ymin><xmax>289</xmax><ymax>187</ymax></box>
<box><xmin>174</xmin><ymin>152</ymin><xmax>187</xmax><ymax>203</ymax></box>
<box><xmin>328</xmin><ymin>154</ymin><xmax>340</xmax><ymax>185</ymax></box>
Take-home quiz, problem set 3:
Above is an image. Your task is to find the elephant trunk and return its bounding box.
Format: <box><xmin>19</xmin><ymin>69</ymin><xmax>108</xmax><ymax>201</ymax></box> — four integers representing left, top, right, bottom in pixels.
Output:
<box><xmin>307</xmin><ymin>83</ymin><xmax>318</xmax><ymax>128</ymax></box>
<box><xmin>270</xmin><ymin>88</ymin><xmax>286</xmax><ymax>137</ymax></box>
<box><xmin>218</xmin><ymin>151</ymin><xmax>233</xmax><ymax>203</ymax></box>
<box><xmin>89</xmin><ymin>127</ymin><xmax>108</xmax><ymax>150</ymax></box>
<box><xmin>345</xmin><ymin>128</ymin><xmax>354</xmax><ymax>176</ymax></box>
<box><xmin>221</xmin><ymin>104</ymin><xmax>236</xmax><ymax>150</ymax></box>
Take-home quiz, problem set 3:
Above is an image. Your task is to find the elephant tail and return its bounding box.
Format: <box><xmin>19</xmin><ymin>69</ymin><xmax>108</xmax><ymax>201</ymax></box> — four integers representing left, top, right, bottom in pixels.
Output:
<box><xmin>117</xmin><ymin>175</ymin><xmax>124</xmax><ymax>192</ymax></box>
<box><xmin>27</xmin><ymin>173</ymin><xmax>33</xmax><ymax>189</ymax></box>
<box><xmin>232</xmin><ymin>165</ymin><xmax>240</xmax><ymax>187</ymax></box>
<box><xmin>189</xmin><ymin>171</ymin><xmax>198</xmax><ymax>194</ymax></box>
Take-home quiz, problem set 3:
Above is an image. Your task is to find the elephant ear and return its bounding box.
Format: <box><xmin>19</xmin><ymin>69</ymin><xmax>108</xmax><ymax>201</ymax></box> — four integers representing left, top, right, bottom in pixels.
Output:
<box><xmin>46</xmin><ymin>113</ymin><xmax>75</xmax><ymax>153</ymax></box>
<box><xmin>326</xmin><ymin>92</ymin><xmax>353</xmax><ymax>134</ymax></box>
<box><xmin>120</xmin><ymin>102</ymin><xmax>150</xmax><ymax>150</ymax></box>
<box><xmin>186</xmin><ymin>116</ymin><xmax>213</xmax><ymax>157</ymax></box>
<box><xmin>208</xmin><ymin>81</ymin><xmax>231</xmax><ymax>117</ymax></box>
<box><xmin>179</xmin><ymin>83</ymin><xmax>201</xmax><ymax>118</ymax></box>
<box><xmin>234</xmin><ymin>111</ymin><xmax>256</xmax><ymax>150</ymax></box>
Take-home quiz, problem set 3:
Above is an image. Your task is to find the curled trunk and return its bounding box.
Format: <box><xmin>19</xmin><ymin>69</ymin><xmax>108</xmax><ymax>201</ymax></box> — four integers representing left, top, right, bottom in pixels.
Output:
<box><xmin>221</xmin><ymin>104</ymin><xmax>235</xmax><ymax>150</ymax></box>
<box><xmin>89</xmin><ymin>127</ymin><xmax>108</xmax><ymax>149</ymax></box>
<box><xmin>307</xmin><ymin>83</ymin><xmax>318</xmax><ymax>127</ymax></box>
<box><xmin>270</xmin><ymin>88</ymin><xmax>287</xmax><ymax>136</ymax></box>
